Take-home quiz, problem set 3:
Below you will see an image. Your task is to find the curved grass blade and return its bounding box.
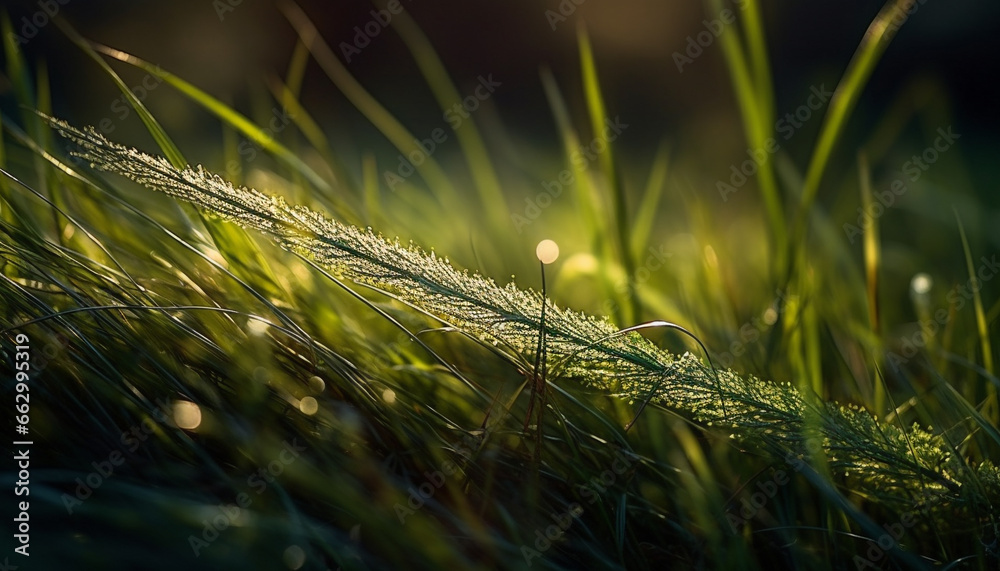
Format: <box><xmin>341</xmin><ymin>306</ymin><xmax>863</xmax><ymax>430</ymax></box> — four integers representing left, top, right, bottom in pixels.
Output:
<box><xmin>796</xmin><ymin>0</ymin><xmax>919</xmax><ymax>227</ymax></box>
<box><xmin>85</xmin><ymin>42</ymin><xmax>334</xmax><ymax>197</ymax></box>
<box><xmin>706</xmin><ymin>0</ymin><xmax>785</xmax><ymax>256</ymax></box>
<box><xmin>956</xmin><ymin>210</ymin><xmax>997</xmax><ymax>422</ymax></box>
<box><xmin>279</xmin><ymin>0</ymin><xmax>461</xmax><ymax>208</ymax></box>
<box><xmin>629</xmin><ymin>139</ymin><xmax>670</xmax><ymax>260</ymax></box>
<box><xmin>381</xmin><ymin>0</ymin><xmax>507</xmax><ymax>230</ymax></box>
<box><xmin>578</xmin><ymin>24</ymin><xmax>638</xmax><ymax>325</ymax></box>
<box><xmin>55</xmin><ymin>22</ymin><xmax>286</xmax><ymax>300</ymax></box>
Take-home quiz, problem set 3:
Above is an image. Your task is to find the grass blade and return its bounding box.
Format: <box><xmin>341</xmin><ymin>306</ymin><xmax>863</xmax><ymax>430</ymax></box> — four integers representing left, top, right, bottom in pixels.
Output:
<box><xmin>56</xmin><ymin>22</ymin><xmax>287</xmax><ymax>300</ymax></box>
<box><xmin>955</xmin><ymin>209</ymin><xmax>996</xmax><ymax>422</ymax></box>
<box><xmin>88</xmin><ymin>42</ymin><xmax>334</xmax><ymax>196</ymax></box>
<box><xmin>706</xmin><ymin>0</ymin><xmax>785</xmax><ymax>257</ymax></box>
<box><xmin>629</xmin><ymin>139</ymin><xmax>670</xmax><ymax>260</ymax></box>
<box><xmin>858</xmin><ymin>152</ymin><xmax>885</xmax><ymax>412</ymax></box>
<box><xmin>381</xmin><ymin>1</ymin><xmax>507</xmax><ymax>230</ymax></box>
<box><xmin>578</xmin><ymin>24</ymin><xmax>638</xmax><ymax>324</ymax></box>
<box><xmin>796</xmin><ymin>0</ymin><xmax>918</xmax><ymax>225</ymax></box>
<box><xmin>278</xmin><ymin>0</ymin><xmax>460</xmax><ymax>208</ymax></box>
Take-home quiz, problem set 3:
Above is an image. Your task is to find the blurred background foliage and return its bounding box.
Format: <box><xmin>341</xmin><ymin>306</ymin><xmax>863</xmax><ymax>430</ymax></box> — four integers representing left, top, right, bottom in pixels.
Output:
<box><xmin>1</xmin><ymin>0</ymin><xmax>1000</xmax><ymax>569</ymax></box>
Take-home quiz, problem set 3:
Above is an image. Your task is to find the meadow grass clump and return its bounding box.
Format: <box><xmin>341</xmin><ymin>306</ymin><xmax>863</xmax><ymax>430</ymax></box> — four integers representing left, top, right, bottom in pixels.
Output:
<box><xmin>1</xmin><ymin>1</ymin><xmax>999</xmax><ymax>569</ymax></box>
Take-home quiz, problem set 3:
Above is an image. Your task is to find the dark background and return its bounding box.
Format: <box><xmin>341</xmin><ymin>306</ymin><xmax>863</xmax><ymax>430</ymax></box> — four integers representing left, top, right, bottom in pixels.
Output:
<box><xmin>2</xmin><ymin>0</ymin><xmax>998</xmax><ymax>206</ymax></box>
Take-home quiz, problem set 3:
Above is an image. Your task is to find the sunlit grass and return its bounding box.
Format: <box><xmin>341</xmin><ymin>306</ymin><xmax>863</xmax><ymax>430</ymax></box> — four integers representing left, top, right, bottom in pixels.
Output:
<box><xmin>1</xmin><ymin>2</ymin><xmax>997</xmax><ymax>570</ymax></box>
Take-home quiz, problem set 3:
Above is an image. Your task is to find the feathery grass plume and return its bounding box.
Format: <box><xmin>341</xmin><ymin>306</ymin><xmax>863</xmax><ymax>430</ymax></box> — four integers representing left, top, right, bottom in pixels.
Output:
<box><xmin>48</xmin><ymin>117</ymin><xmax>1000</xmax><ymax>519</ymax></box>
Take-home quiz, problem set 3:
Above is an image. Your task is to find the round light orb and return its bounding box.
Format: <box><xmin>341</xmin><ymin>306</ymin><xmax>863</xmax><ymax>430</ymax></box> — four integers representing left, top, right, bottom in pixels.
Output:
<box><xmin>283</xmin><ymin>545</ymin><xmax>306</xmax><ymax>569</ymax></box>
<box><xmin>172</xmin><ymin>400</ymin><xmax>202</xmax><ymax>430</ymax></box>
<box><xmin>299</xmin><ymin>397</ymin><xmax>319</xmax><ymax>415</ymax></box>
<box><xmin>911</xmin><ymin>273</ymin><xmax>932</xmax><ymax>295</ymax></box>
<box><xmin>308</xmin><ymin>375</ymin><xmax>325</xmax><ymax>393</ymax></box>
<box><xmin>536</xmin><ymin>240</ymin><xmax>560</xmax><ymax>265</ymax></box>
<box><xmin>382</xmin><ymin>388</ymin><xmax>397</xmax><ymax>404</ymax></box>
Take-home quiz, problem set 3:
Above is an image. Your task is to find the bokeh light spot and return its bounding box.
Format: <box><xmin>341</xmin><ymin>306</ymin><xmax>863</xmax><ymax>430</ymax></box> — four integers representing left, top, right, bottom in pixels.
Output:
<box><xmin>172</xmin><ymin>400</ymin><xmax>202</xmax><ymax>430</ymax></box>
<box><xmin>536</xmin><ymin>239</ymin><xmax>560</xmax><ymax>264</ymax></box>
<box><xmin>299</xmin><ymin>397</ymin><xmax>319</xmax><ymax>415</ymax></box>
<box><xmin>283</xmin><ymin>545</ymin><xmax>305</xmax><ymax>569</ymax></box>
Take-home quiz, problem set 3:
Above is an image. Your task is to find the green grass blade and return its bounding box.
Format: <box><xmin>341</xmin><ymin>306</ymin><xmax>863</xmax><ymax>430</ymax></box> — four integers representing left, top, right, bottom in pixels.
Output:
<box><xmin>706</xmin><ymin>0</ymin><xmax>784</xmax><ymax>258</ymax></box>
<box><xmin>739</xmin><ymin>0</ymin><xmax>775</xmax><ymax>126</ymax></box>
<box><xmin>279</xmin><ymin>0</ymin><xmax>460</xmax><ymax>208</ymax></box>
<box><xmin>56</xmin><ymin>22</ymin><xmax>285</xmax><ymax>300</ymax></box>
<box><xmin>3</xmin><ymin>9</ymin><xmax>53</xmax><ymax>194</ymax></box>
<box><xmin>284</xmin><ymin>38</ymin><xmax>311</xmax><ymax>97</ymax></box>
<box><xmin>578</xmin><ymin>24</ymin><xmax>637</xmax><ymax>324</ymax></box>
<box><xmin>796</xmin><ymin>0</ymin><xmax>917</xmax><ymax>221</ymax></box>
<box><xmin>56</xmin><ymin>21</ymin><xmax>186</xmax><ymax>168</ymax></box>
<box><xmin>540</xmin><ymin>67</ymin><xmax>622</xmax><ymax>325</ymax></box>
<box><xmin>0</xmin><ymin>109</ymin><xmax>7</xmax><ymax>202</ymax></box>
<box><xmin>629</xmin><ymin>140</ymin><xmax>670</xmax><ymax>261</ymax></box>
<box><xmin>54</xmin><ymin>117</ymin><xmax>1000</xmax><ymax>522</ymax></box>
<box><xmin>362</xmin><ymin>152</ymin><xmax>380</xmax><ymax>224</ymax></box>
<box><xmin>267</xmin><ymin>75</ymin><xmax>330</xmax><ymax>160</ymax></box>
<box><xmin>858</xmin><ymin>152</ymin><xmax>885</xmax><ymax>412</ymax></box>
<box><xmin>35</xmin><ymin>58</ymin><xmax>71</xmax><ymax>244</ymax></box>
<box><xmin>383</xmin><ymin>1</ymin><xmax>507</xmax><ymax>229</ymax></box>
<box><xmin>2</xmin><ymin>11</ymin><xmax>36</xmax><ymax>119</ymax></box>
<box><xmin>955</xmin><ymin>209</ymin><xmax>996</xmax><ymax>421</ymax></box>
<box><xmin>88</xmin><ymin>42</ymin><xmax>333</xmax><ymax>196</ymax></box>
<box><xmin>539</xmin><ymin>68</ymin><xmax>604</xmax><ymax>239</ymax></box>
<box><xmin>265</xmin><ymin>74</ymin><xmax>362</xmax><ymax>220</ymax></box>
